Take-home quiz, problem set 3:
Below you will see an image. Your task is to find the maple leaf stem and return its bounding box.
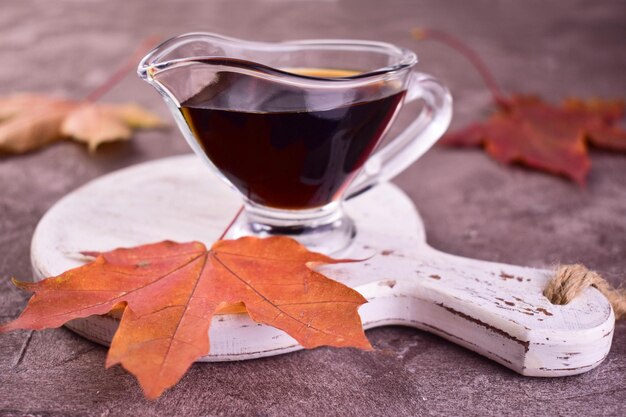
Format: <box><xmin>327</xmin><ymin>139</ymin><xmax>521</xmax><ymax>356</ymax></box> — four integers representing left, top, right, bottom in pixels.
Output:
<box><xmin>218</xmin><ymin>205</ymin><xmax>244</xmax><ymax>240</ymax></box>
<box><xmin>412</xmin><ymin>28</ymin><xmax>506</xmax><ymax>107</ymax></box>
<box><xmin>84</xmin><ymin>36</ymin><xmax>161</xmax><ymax>103</ymax></box>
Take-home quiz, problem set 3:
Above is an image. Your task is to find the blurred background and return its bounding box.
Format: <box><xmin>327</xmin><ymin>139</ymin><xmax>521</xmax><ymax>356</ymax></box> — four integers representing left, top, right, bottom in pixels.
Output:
<box><xmin>1</xmin><ymin>1</ymin><xmax>625</xmax><ymax>415</ymax></box>
<box><xmin>2</xmin><ymin>0</ymin><xmax>625</xmax><ymax>272</ymax></box>
<box><xmin>3</xmin><ymin>0</ymin><xmax>625</xmax><ymax>116</ymax></box>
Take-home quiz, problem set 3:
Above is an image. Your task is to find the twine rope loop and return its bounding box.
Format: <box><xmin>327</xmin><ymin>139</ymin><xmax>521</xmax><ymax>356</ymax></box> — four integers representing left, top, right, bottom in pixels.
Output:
<box><xmin>544</xmin><ymin>264</ymin><xmax>625</xmax><ymax>320</ymax></box>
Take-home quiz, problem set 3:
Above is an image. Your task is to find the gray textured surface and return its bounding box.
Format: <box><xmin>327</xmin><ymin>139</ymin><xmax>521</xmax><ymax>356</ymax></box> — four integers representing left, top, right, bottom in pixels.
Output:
<box><xmin>1</xmin><ymin>0</ymin><xmax>625</xmax><ymax>416</ymax></box>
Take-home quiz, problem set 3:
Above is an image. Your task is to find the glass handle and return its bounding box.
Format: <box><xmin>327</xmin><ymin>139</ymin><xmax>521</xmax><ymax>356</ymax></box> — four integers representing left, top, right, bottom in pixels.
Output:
<box><xmin>346</xmin><ymin>72</ymin><xmax>453</xmax><ymax>199</ymax></box>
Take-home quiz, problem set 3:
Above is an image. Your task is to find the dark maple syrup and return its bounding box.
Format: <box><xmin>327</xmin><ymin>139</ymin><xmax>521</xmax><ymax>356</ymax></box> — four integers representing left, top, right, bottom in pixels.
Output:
<box><xmin>180</xmin><ymin>63</ymin><xmax>405</xmax><ymax>209</ymax></box>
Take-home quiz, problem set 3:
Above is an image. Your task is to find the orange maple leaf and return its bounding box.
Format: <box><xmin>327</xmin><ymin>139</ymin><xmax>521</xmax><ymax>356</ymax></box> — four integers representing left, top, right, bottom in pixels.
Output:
<box><xmin>0</xmin><ymin>94</ymin><xmax>164</xmax><ymax>154</ymax></box>
<box><xmin>0</xmin><ymin>38</ymin><xmax>165</xmax><ymax>155</ymax></box>
<box><xmin>441</xmin><ymin>95</ymin><xmax>626</xmax><ymax>185</ymax></box>
<box><xmin>0</xmin><ymin>237</ymin><xmax>371</xmax><ymax>399</ymax></box>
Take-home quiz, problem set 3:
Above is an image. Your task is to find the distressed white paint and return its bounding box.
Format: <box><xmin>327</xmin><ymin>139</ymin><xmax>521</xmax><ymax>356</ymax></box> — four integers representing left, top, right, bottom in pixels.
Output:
<box><xmin>31</xmin><ymin>155</ymin><xmax>615</xmax><ymax>377</ymax></box>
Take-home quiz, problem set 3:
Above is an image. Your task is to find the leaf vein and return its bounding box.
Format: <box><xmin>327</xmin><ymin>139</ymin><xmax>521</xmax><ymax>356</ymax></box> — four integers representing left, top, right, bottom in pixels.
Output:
<box><xmin>212</xmin><ymin>253</ymin><xmax>344</xmax><ymax>340</ymax></box>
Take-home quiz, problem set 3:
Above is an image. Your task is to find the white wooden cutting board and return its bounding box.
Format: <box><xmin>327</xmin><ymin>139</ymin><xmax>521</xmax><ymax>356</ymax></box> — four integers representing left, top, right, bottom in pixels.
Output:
<box><xmin>30</xmin><ymin>155</ymin><xmax>614</xmax><ymax>377</ymax></box>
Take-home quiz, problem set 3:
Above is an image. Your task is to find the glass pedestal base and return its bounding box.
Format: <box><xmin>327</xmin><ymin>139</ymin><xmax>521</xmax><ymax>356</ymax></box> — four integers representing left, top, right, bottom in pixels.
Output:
<box><xmin>225</xmin><ymin>202</ymin><xmax>356</xmax><ymax>255</ymax></box>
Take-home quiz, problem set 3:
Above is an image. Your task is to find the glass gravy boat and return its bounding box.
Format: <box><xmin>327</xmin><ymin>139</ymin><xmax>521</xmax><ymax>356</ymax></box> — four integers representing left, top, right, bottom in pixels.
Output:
<box><xmin>138</xmin><ymin>33</ymin><xmax>452</xmax><ymax>254</ymax></box>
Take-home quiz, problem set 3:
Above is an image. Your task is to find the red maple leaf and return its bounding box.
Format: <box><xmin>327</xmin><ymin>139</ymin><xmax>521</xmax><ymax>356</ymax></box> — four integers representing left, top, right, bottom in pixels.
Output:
<box><xmin>414</xmin><ymin>29</ymin><xmax>626</xmax><ymax>185</ymax></box>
